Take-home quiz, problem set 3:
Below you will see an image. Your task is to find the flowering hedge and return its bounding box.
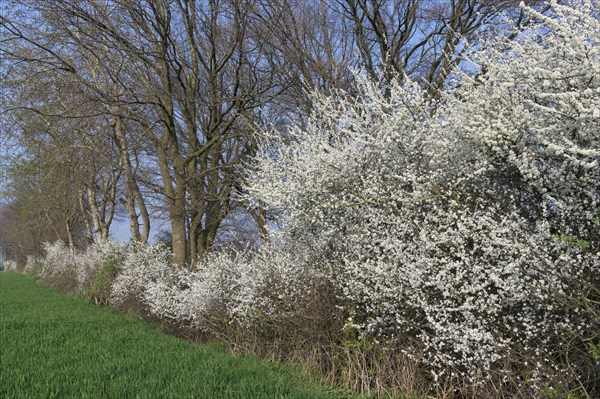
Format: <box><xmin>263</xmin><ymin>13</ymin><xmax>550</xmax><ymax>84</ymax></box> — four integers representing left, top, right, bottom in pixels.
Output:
<box><xmin>248</xmin><ymin>0</ymin><xmax>599</xmax><ymax>390</ymax></box>
<box><xmin>32</xmin><ymin>2</ymin><xmax>599</xmax><ymax>397</ymax></box>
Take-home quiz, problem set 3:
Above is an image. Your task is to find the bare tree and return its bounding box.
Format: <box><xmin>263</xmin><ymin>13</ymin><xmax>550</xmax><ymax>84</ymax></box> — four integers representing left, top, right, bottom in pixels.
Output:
<box><xmin>331</xmin><ymin>0</ymin><xmax>543</xmax><ymax>98</ymax></box>
<box><xmin>2</xmin><ymin>0</ymin><xmax>290</xmax><ymax>266</ymax></box>
<box><xmin>1</xmin><ymin>1</ymin><xmax>147</xmax><ymax>245</ymax></box>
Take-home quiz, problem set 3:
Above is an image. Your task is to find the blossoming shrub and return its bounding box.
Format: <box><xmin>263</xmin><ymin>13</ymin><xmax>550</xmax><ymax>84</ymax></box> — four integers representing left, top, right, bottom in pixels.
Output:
<box><xmin>142</xmin><ymin>243</ymin><xmax>336</xmax><ymax>341</ymax></box>
<box><xmin>142</xmin><ymin>250</ymin><xmax>243</xmax><ymax>329</ymax></box>
<box><xmin>229</xmin><ymin>243</ymin><xmax>332</xmax><ymax>325</ymax></box>
<box><xmin>437</xmin><ymin>1</ymin><xmax>600</xmax><ymax>388</ymax></box>
<box><xmin>248</xmin><ymin>1</ymin><xmax>599</xmax><ymax>394</ymax></box>
<box><xmin>38</xmin><ymin>239</ymin><xmax>329</xmax><ymax>337</ymax></box>
<box><xmin>109</xmin><ymin>243</ymin><xmax>171</xmax><ymax>312</ymax></box>
<box><xmin>39</xmin><ymin>241</ymin><xmax>77</xmax><ymax>290</ymax></box>
<box><xmin>39</xmin><ymin>240</ymin><xmax>125</xmax><ymax>295</ymax></box>
<box><xmin>85</xmin><ymin>251</ymin><xmax>122</xmax><ymax>305</ymax></box>
<box><xmin>37</xmin><ymin>240</ymin><xmax>170</xmax><ymax>311</ymax></box>
<box><xmin>441</xmin><ymin>1</ymin><xmax>599</xmax><ymax>246</ymax></box>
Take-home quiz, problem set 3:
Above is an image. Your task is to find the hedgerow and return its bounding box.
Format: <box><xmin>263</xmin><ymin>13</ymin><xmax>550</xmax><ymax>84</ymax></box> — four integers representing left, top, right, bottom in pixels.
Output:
<box><xmin>33</xmin><ymin>2</ymin><xmax>599</xmax><ymax>397</ymax></box>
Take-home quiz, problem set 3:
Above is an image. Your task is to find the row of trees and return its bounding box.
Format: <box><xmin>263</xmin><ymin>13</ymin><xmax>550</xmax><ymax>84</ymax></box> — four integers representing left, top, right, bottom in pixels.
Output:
<box><xmin>4</xmin><ymin>1</ymin><xmax>598</xmax><ymax>396</ymax></box>
<box><xmin>1</xmin><ymin>0</ymin><xmax>544</xmax><ymax>266</ymax></box>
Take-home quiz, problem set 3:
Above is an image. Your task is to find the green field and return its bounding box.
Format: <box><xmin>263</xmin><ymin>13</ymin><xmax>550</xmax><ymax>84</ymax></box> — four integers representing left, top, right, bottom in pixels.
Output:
<box><xmin>0</xmin><ymin>273</ymin><xmax>352</xmax><ymax>399</ymax></box>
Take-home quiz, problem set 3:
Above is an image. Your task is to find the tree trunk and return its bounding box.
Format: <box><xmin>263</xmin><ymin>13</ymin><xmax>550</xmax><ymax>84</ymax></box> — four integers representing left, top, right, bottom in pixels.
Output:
<box><xmin>170</xmin><ymin>207</ymin><xmax>187</xmax><ymax>267</ymax></box>
<box><xmin>65</xmin><ymin>220</ymin><xmax>75</xmax><ymax>248</ymax></box>
<box><xmin>114</xmin><ymin>116</ymin><xmax>150</xmax><ymax>243</ymax></box>
<box><xmin>79</xmin><ymin>190</ymin><xmax>94</xmax><ymax>245</ymax></box>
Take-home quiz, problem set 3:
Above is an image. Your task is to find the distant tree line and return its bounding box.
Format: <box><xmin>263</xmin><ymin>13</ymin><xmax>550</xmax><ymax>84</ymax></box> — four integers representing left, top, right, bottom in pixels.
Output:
<box><xmin>1</xmin><ymin>0</ymin><xmax>545</xmax><ymax>266</ymax></box>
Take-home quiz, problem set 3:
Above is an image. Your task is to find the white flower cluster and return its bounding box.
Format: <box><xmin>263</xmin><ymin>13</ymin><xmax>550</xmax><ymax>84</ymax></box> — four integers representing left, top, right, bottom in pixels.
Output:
<box><xmin>142</xmin><ymin>243</ymin><xmax>326</xmax><ymax>330</ymax></box>
<box><xmin>39</xmin><ymin>241</ymin><xmax>75</xmax><ymax>282</ymax></box>
<box><xmin>441</xmin><ymin>0</ymin><xmax>600</xmax><ymax>242</ymax></box>
<box><xmin>248</xmin><ymin>0</ymin><xmax>599</xmax><ymax>386</ymax></box>
<box><xmin>142</xmin><ymin>250</ymin><xmax>243</xmax><ymax>328</ymax></box>
<box><xmin>38</xmin><ymin>240</ymin><xmax>324</xmax><ymax>332</ymax></box>
<box><xmin>40</xmin><ymin>240</ymin><xmax>125</xmax><ymax>291</ymax></box>
<box><xmin>109</xmin><ymin>243</ymin><xmax>172</xmax><ymax>308</ymax></box>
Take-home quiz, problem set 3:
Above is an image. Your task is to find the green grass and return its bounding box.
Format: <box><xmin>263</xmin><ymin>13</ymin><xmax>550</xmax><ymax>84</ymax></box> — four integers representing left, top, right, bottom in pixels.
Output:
<box><xmin>0</xmin><ymin>273</ymin><xmax>355</xmax><ymax>399</ymax></box>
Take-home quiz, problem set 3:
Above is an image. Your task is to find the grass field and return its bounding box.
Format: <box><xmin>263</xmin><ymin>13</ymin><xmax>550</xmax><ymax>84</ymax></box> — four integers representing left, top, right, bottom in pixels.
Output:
<box><xmin>0</xmin><ymin>272</ymin><xmax>355</xmax><ymax>399</ymax></box>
